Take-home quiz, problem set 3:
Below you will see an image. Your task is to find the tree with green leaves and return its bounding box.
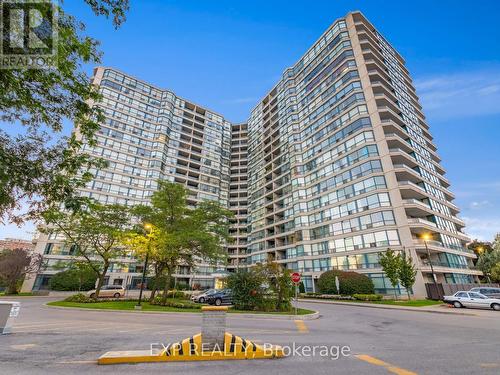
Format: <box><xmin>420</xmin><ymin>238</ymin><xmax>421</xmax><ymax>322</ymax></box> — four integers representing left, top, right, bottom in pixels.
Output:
<box><xmin>130</xmin><ymin>181</ymin><xmax>233</xmax><ymax>304</ymax></box>
<box><xmin>42</xmin><ymin>200</ymin><xmax>131</xmax><ymax>298</ymax></box>
<box><xmin>226</xmin><ymin>270</ymin><xmax>265</xmax><ymax>311</ymax></box>
<box><xmin>379</xmin><ymin>248</ymin><xmax>401</xmax><ymax>299</ymax></box>
<box><xmin>476</xmin><ymin>248</ymin><xmax>500</xmax><ymax>283</ymax></box>
<box><xmin>0</xmin><ymin>248</ymin><xmax>42</xmax><ymax>294</ymax></box>
<box><xmin>255</xmin><ymin>261</ymin><xmax>294</xmax><ymax>311</ymax></box>
<box><xmin>491</xmin><ymin>263</ymin><xmax>500</xmax><ymax>283</ymax></box>
<box><xmin>398</xmin><ymin>251</ymin><xmax>417</xmax><ymax>300</ymax></box>
<box><xmin>122</xmin><ymin>225</ymin><xmax>167</xmax><ymax>301</ymax></box>
<box><xmin>49</xmin><ymin>261</ymin><xmax>97</xmax><ymax>291</ymax></box>
<box><xmin>0</xmin><ymin>0</ymin><xmax>129</xmax><ymax>224</ymax></box>
<box><xmin>468</xmin><ymin>240</ymin><xmax>493</xmax><ymax>259</ymax></box>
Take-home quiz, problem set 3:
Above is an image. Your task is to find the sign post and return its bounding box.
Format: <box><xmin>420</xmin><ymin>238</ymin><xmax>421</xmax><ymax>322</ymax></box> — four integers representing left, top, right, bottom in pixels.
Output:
<box><xmin>291</xmin><ymin>272</ymin><xmax>301</xmax><ymax>316</ymax></box>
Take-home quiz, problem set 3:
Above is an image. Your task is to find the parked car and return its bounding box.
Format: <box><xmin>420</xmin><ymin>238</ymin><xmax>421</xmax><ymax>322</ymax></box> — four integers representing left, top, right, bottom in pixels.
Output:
<box><xmin>469</xmin><ymin>287</ymin><xmax>500</xmax><ymax>299</ymax></box>
<box><xmin>443</xmin><ymin>291</ymin><xmax>500</xmax><ymax>311</ymax></box>
<box><xmin>86</xmin><ymin>285</ymin><xmax>125</xmax><ymax>299</ymax></box>
<box><xmin>207</xmin><ymin>289</ymin><xmax>233</xmax><ymax>306</ymax></box>
<box><xmin>191</xmin><ymin>289</ymin><xmax>217</xmax><ymax>303</ymax></box>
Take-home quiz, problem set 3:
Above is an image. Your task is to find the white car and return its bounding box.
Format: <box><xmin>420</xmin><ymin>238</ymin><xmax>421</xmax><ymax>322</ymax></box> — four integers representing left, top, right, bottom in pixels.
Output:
<box><xmin>443</xmin><ymin>291</ymin><xmax>500</xmax><ymax>311</ymax></box>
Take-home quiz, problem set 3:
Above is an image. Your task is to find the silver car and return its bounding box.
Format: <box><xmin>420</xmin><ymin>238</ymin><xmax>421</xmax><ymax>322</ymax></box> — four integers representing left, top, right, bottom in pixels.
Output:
<box><xmin>86</xmin><ymin>285</ymin><xmax>125</xmax><ymax>299</ymax></box>
<box><xmin>190</xmin><ymin>289</ymin><xmax>217</xmax><ymax>303</ymax></box>
<box><xmin>443</xmin><ymin>291</ymin><xmax>500</xmax><ymax>311</ymax></box>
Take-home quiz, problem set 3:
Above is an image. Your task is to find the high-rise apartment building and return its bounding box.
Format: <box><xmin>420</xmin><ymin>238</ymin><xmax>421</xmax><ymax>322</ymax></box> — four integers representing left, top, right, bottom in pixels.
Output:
<box><xmin>24</xmin><ymin>67</ymin><xmax>234</xmax><ymax>291</ymax></box>
<box><xmin>24</xmin><ymin>11</ymin><xmax>480</xmax><ymax>297</ymax></box>
<box><xmin>227</xmin><ymin>123</ymin><xmax>249</xmax><ymax>272</ymax></box>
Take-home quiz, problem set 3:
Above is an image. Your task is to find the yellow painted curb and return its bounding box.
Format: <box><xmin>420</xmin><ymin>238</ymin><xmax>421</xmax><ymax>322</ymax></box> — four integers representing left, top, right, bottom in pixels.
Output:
<box><xmin>201</xmin><ymin>306</ymin><xmax>228</xmax><ymax>311</ymax></box>
<box><xmin>98</xmin><ymin>332</ymin><xmax>284</xmax><ymax>365</ymax></box>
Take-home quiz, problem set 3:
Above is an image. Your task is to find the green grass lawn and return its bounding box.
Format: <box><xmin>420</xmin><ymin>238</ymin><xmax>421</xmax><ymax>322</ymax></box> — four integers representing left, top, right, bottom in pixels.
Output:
<box><xmin>47</xmin><ymin>299</ymin><xmax>315</xmax><ymax>315</ymax></box>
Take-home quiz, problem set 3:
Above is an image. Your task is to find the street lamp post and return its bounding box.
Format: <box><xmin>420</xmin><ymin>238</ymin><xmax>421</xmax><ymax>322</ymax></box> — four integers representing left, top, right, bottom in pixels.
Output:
<box><xmin>423</xmin><ymin>234</ymin><xmax>438</xmax><ymax>287</ymax></box>
<box><xmin>136</xmin><ymin>223</ymin><xmax>153</xmax><ymax>308</ymax></box>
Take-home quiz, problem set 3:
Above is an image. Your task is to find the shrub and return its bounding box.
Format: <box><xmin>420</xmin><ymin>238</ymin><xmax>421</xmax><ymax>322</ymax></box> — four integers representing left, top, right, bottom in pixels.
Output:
<box><xmin>163</xmin><ymin>290</ymin><xmax>188</xmax><ymax>299</ymax></box>
<box><xmin>317</xmin><ymin>270</ymin><xmax>375</xmax><ymax>295</ymax></box>
<box><xmin>174</xmin><ymin>283</ymin><xmax>189</xmax><ymax>291</ymax></box>
<box><xmin>299</xmin><ymin>282</ymin><xmax>305</xmax><ymax>293</ymax></box>
<box><xmin>64</xmin><ymin>293</ymin><xmax>95</xmax><ymax>303</ymax></box>
<box><xmin>353</xmin><ymin>294</ymin><xmax>383</xmax><ymax>301</ymax></box>
<box><xmin>150</xmin><ymin>296</ymin><xmax>200</xmax><ymax>309</ymax></box>
<box><xmin>148</xmin><ymin>275</ymin><xmax>173</xmax><ymax>290</ymax></box>
<box><xmin>226</xmin><ymin>270</ymin><xmax>265</xmax><ymax>311</ymax></box>
<box><xmin>49</xmin><ymin>268</ymin><xmax>97</xmax><ymax>291</ymax></box>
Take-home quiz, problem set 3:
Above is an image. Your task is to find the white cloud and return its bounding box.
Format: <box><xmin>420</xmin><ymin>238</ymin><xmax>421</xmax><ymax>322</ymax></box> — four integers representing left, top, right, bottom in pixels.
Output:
<box><xmin>415</xmin><ymin>68</ymin><xmax>500</xmax><ymax>119</ymax></box>
<box><xmin>462</xmin><ymin>216</ymin><xmax>500</xmax><ymax>241</ymax></box>
<box><xmin>469</xmin><ymin>200</ymin><xmax>491</xmax><ymax>210</ymax></box>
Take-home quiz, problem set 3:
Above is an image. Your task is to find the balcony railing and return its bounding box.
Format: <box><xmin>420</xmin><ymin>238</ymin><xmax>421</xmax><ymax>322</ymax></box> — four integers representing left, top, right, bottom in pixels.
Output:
<box><xmin>413</xmin><ymin>239</ymin><xmax>474</xmax><ymax>254</ymax></box>
<box><xmin>407</xmin><ymin>218</ymin><xmax>437</xmax><ymax>228</ymax></box>
<box><xmin>419</xmin><ymin>260</ymin><xmax>472</xmax><ymax>270</ymax></box>
<box><xmin>403</xmin><ymin>199</ymin><xmax>431</xmax><ymax>209</ymax></box>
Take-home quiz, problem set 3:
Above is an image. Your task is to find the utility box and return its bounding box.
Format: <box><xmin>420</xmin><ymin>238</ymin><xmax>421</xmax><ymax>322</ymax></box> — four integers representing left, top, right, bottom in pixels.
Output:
<box><xmin>0</xmin><ymin>301</ymin><xmax>21</xmax><ymax>334</ymax></box>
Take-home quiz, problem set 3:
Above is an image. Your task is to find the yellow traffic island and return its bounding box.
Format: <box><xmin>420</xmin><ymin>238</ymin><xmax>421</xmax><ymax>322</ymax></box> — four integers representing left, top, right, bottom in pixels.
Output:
<box><xmin>98</xmin><ymin>306</ymin><xmax>285</xmax><ymax>365</ymax></box>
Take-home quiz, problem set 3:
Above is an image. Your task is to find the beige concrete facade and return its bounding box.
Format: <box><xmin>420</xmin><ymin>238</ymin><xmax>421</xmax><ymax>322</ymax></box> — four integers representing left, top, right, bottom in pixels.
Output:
<box><xmin>24</xmin><ymin>11</ymin><xmax>477</xmax><ymax>297</ymax></box>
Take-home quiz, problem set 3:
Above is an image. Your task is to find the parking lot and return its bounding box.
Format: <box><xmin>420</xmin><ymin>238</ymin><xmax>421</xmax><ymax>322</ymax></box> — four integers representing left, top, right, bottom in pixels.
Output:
<box><xmin>1</xmin><ymin>296</ymin><xmax>499</xmax><ymax>374</ymax></box>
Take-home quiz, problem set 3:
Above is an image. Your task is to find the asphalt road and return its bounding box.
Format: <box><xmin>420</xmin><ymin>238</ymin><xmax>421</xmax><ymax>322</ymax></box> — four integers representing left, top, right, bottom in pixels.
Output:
<box><xmin>0</xmin><ymin>297</ymin><xmax>499</xmax><ymax>374</ymax></box>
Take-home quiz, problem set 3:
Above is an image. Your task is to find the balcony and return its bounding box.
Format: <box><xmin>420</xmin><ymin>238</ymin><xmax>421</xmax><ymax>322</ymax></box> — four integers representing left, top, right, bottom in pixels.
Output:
<box><xmin>403</xmin><ymin>198</ymin><xmax>433</xmax><ymax>217</ymax></box>
<box><xmin>419</xmin><ymin>264</ymin><xmax>482</xmax><ymax>276</ymax></box>
<box><xmin>407</xmin><ymin>218</ymin><xmax>438</xmax><ymax>232</ymax></box>
<box><xmin>398</xmin><ymin>180</ymin><xmax>427</xmax><ymax>199</ymax></box>
<box><xmin>413</xmin><ymin>239</ymin><xmax>476</xmax><ymax>257</ymax></box>
<box><xmin>404</xmin><ymin>198</ymin><xmax>431</xmax><ymax>209</ymax></box>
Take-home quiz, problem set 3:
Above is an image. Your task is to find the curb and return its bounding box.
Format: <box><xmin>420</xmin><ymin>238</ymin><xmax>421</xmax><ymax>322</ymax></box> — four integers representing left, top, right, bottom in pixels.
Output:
<box><xmin>299</xmin><ymin>299</ymin><xmax>477</xmax><ymax>316</ymax></box>
<box><xmin>45</xmin><ymin>303</ymin><xmax>320</xmax><ymax>321</ymax></box>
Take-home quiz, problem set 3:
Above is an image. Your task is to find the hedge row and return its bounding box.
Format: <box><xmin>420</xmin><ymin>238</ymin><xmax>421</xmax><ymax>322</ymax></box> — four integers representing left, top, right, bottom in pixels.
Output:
<box><xmin>317</xmin><ymin>270</ymin><xmax>375</xmax><ymax>295</ymax></box>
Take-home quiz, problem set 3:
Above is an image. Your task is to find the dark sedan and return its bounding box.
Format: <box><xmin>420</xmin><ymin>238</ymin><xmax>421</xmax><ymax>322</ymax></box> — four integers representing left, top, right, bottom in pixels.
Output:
<box><xmin>206</xmin><ymin>289</ymin><xmax>233</xmax><ymax>306</ymax></box>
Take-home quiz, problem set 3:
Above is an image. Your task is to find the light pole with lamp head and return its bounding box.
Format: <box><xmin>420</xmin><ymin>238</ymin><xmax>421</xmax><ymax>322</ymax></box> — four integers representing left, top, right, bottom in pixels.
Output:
<box><xmin>136</xmin><ymin>223</ymin><xmax>153</xmax><ymax>308</ymax></box>
<box><xmin>422</xmin><ymin>233</ymin><xmax>438</xmax><ymax>287</ymax></box>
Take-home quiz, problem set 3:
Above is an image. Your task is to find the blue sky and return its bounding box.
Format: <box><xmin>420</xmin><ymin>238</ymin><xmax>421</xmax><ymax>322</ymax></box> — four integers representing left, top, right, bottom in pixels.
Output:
<box><xmin>1</xmin><ymin>0</ymin><xmax>500</xmax><ymax>241</ymax></box>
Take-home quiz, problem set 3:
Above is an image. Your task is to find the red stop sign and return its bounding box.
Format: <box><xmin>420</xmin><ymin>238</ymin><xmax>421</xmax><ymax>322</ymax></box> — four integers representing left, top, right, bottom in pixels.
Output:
<box><xmin>291</xmin><ymin>272</ymin><xmax>301</xmax><ymax>284</ymax></box>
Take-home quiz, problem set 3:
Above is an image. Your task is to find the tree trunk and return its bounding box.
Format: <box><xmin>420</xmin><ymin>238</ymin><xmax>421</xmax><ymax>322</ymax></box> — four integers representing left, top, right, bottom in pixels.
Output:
<box><xmin>149</xmin><ymin>285</ymin><xmax>157</xmax><ymax>302</ymax></box>
<box><xmin>94</xmin><ymin>263</ymin><xmax>109</xmax><ymax>299</ymax></box>
<box><xmin>7</xmin><ymin>280</ymin><xmax>19</xmax><ymax>295</ymax></box>
<box><xmin>161</xmin><ymin>272</ymin><xmax>172</xmax><ymax>305</ymax></box>
<box><xmin>406</xmin><ymin>290</ymin><xmax>411</xmax><ymax>300</ymax></box>
<box><xmin>149</xmin><ymin>264</ymin><xmax>164</xmax><ymax>303</ymax></box>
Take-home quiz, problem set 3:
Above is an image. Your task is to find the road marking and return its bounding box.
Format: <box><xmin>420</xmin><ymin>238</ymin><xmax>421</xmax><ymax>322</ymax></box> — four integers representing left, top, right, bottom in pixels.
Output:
<box><xmin>14</xmin><ymin>321</ymin><xmax>86</xmax><ymax>329</ymax></box>
<box><xmin>10</xmin><ymin>344</ymin><xmax>38</xmax><ymax>350</ymax></box>
<box><xmin>13</xmin><ymin>322</ymin><xmax>115</xmax><ymax>332</ymax></box>
<box><xmin>355</xmin><ymin>354</ymin><xmax>418</xmax><ymax>375</ymax></box>
<box><xmin>480</xmin><ymin>363</ymin><xmax>500</xmax><ymax>368</ymax></box>
<box><xmin>294</xmin><ymin>320</ymin><xmax>309</xmax><ymax>333</ymax></box>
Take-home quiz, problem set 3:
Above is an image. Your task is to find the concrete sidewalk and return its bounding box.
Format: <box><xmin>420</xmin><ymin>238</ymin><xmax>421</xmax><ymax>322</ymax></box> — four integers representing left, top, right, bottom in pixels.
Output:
<box><xmin>299</xmin><ymin>298</ymin><xmax>479</xmax><ymax>316</ymax></box>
